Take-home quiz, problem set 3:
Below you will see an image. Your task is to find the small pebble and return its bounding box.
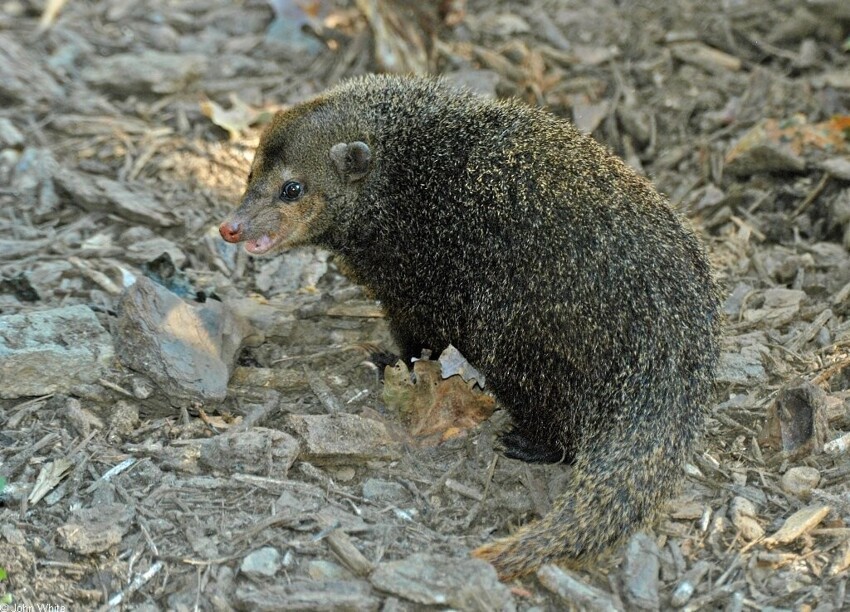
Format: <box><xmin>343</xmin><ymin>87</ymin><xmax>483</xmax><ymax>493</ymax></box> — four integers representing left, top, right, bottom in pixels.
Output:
<box><xmin>781</xmin><ymin>466</ymin><xmax>820</xmax><ymax>499</ymax></box>
<box><xmin>240</xmin><ymin>547</ymin><xmax>281</xmax><ymax>578</ymax></box>
<box><xmin>729</xmin><ymin>496</ymin><xmax>764</xmax><ymax>541</ymax></box>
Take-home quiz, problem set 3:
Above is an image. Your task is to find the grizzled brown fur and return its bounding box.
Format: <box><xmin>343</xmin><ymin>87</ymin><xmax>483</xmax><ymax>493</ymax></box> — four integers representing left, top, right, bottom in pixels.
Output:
<box><xmin>220</xmin><ymin>75</ymin><xmax>721</xmax><ymax>579</ymax></box>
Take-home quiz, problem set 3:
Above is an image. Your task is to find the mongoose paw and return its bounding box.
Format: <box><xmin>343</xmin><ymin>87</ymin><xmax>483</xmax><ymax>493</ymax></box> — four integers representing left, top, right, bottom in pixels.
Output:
<box><xmin>499</xmin><ymin>428</ymin><xmax>571</xmax><ymax>464</ymax></box>
<box><xmin>367</xmin><ymin>350</ymin><xmax>400</xmax><ymax>381</ymax></box>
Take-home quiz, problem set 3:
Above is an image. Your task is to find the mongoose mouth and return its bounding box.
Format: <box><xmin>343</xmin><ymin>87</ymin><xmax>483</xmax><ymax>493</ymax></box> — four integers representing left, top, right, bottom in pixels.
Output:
<box><xmin>244</xmin><ymin>233</ymin><xmax>282</xmax><ymax>255</ymax></box>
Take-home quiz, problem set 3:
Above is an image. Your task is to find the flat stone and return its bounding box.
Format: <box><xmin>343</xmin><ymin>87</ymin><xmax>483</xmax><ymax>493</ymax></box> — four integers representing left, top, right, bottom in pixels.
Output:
<box><xmin>0</xmin><ymin>305</ymin><xmax>113</xmax><ymax>399</ymax></box>
<box><xmin>200</xmin><ymin>428</ymin><xmax>300</xmax><ymax>478</ymax></box>
<box><xmin>114</xmin><ymin>277</ymin><xmax>253</xmax><ymax>406</ymax></box>
<box><xmin>370</xmin><ymin>553</ymin><xmax>515</xmax><ymax>611</ymax></box>
<box><xmin>287</xmin><ymin>413</ymin><xmax>401</xmax><ymax>464</ymax></box>
<box><xmin>727</xmin><ymin>143</ymin><xmax>806</xmax><ymax>176</ymax></box>
<box><xmin>240</xmin><ymin>547</ymin><xmax>281</xmax><ymax>578</ymax></box>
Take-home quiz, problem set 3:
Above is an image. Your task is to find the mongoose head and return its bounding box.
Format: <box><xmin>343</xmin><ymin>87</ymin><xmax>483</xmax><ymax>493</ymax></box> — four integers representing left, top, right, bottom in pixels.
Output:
<box><xmin>219</xmin><ymin>102</ymin><xmax>372</xmax><ymax>255</ymax></box>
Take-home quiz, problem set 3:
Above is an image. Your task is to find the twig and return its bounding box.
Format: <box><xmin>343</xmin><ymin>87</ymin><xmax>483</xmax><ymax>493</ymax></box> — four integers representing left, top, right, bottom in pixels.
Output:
<box><xmin>792</xmin><ymin>173</ymin><xmax>829</xmax><ymax>217</ymax></box>
<box><xmin>105</xmin><ymin>560</ymin><xmax>164</xmax><ymax>608</ymax></box>
<box><xmin>304</xmin><ymin>367</ymin><xmax>343</xmax><ymax>413</ymax></box>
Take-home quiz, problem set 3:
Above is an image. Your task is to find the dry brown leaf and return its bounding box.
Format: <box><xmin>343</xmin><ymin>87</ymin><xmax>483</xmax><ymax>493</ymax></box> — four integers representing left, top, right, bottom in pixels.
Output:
<box><xmin>28</xmin><ymin>458</ymin><xmax>73</xmax><ymax>506</ymax></box>
<box><xmin>200</xmin><ymin>94</ymin><xmax>263</xmax><ymax>141</ymax></box>
<box><xmin>727</xmin><ymin>114</ymin><xmax>850</xmax><ymax>165</ymax></box>
<box><xmin>383</xmin><ymin>357</ymin><xmax>495</xmax><ymax>445</ymax></box>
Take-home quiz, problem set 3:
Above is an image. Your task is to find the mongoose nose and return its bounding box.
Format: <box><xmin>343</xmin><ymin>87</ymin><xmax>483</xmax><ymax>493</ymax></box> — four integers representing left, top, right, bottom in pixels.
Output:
<box><xmin>219</xmin><ymin>219</ymin><xmax>243</xmax><ymax>243</ymax></box>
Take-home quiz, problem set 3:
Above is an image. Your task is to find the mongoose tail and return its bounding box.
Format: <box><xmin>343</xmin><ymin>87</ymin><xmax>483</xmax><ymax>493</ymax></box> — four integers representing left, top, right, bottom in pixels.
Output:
<box><xmin>473</xmin><ymin>385</ymin><xmax>699</xmax><ymax>579</ymax></box>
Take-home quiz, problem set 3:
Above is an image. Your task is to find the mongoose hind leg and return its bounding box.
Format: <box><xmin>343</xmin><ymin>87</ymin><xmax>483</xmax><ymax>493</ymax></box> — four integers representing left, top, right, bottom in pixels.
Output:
<box><xmin>499</xmin><ymin>427</ymin><xmax>573</xmax><ymax>464</ymax></box>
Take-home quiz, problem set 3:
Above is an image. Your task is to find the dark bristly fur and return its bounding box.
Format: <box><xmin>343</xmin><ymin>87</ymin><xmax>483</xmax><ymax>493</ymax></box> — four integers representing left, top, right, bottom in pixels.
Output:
<box><xmin>221</xmin><ymin>75</ymin><xmax>721</xmax><ymax>579</ymax></box>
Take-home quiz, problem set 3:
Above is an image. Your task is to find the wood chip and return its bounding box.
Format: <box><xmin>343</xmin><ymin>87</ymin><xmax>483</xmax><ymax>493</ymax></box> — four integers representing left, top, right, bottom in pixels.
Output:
<box><xmin>764</xmin><ymin>505</ymin><xmax>831</xmax><ymax>546</ymax></box>
<box><xmin>326</xmin><ymin>301</ymin><xmax>385</xmax><ymax>318</ymax></box>
<box><xmin>537</xmin><ymin>564</ymin><xmax>621</xmax><ymax>612</ymax></box>
<box><xmin>54</xmin><ymin>167</ymin><xmax>179</xmax><ymax>228</ymax></box>
<box><xmin>326</xmin><ymin>529</ymin><xmax>374</xmax><ymax>577</ymax></box>
<box><xmin>669</xmin><ymin>41</ymin><xmax>742</xmax><ymax>74</ymax></box>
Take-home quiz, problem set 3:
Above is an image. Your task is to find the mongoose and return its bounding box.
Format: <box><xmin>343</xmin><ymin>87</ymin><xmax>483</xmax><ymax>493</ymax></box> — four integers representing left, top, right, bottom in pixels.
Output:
<box><xmin>219</xmin><ymin>75</ymin><xmax>721</xmax><ymax>579</ymax></box>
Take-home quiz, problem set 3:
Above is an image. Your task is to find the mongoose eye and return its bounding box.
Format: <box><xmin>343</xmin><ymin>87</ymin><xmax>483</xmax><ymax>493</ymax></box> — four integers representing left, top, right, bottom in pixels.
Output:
<box><xmin>280</xmin><ymin>181</ymin><xmax>304</xmax><ymax>202</ymax></box>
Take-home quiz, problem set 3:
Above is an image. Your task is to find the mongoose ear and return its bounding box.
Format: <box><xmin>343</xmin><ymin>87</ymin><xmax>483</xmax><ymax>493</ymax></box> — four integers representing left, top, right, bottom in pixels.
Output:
<box><xmin>329</xmin><ymin>141</ymin><xmax>371</xmax><ymax>183</ymax></box>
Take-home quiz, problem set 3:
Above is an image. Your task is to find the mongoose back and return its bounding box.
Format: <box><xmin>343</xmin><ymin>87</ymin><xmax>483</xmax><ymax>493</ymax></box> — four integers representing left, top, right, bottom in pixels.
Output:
<box><xmin>219</xmin><ymin>75</ymin><xmax>720</xmax><ymax>579</ymax></box>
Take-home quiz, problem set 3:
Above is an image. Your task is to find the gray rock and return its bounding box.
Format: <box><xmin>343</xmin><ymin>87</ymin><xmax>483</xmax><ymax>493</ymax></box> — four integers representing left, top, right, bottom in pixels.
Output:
<box><xmin>114</xmin><ymin>277</ymin><xmax>253</xmax><ymax>406</ymax></box>
<box><xmin>621</xmin><ymin>533</ymin><xmax>660</xmax><ymax>611</ymax></box>
<box><xmin>370</xmin><ymin>553</ymin><xmax>515</xmax><ymax>611</ymax></box>
<box><xmin>200</xmin><ymin>428</ymin><xmax>300</xmax><ymax>478</ymax></box>
<box><xmin>0</xmin><ymin>305</ymin><xmax>113</xmax><ymax>399</ymax></box>
<box><xmin>240</xmin><ymin>547</ymin><xmax>282</xmax><ymax>578</ymax></box>
<box><xmin>287</xmin><ymin>413</ymin><xmax>401</xmax><ymax>464</ymax></box>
